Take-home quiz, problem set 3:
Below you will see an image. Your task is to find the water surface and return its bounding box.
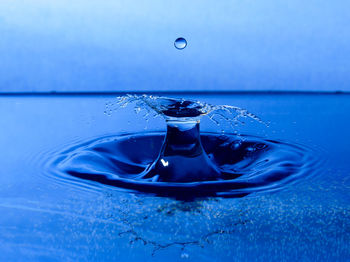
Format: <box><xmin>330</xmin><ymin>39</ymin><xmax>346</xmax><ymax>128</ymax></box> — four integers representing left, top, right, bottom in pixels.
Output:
<box><xmin>0</xmin><ymin>93</ymin><xmax>349</xmax><ymax>261</ymax></box>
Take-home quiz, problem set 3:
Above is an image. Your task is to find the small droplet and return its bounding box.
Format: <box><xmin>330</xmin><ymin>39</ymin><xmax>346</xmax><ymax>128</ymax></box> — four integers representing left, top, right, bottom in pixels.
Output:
<box><xmin>174</xmin><ymin>37</ymin><xmax>187</xmax><ymax>50</ymax></box>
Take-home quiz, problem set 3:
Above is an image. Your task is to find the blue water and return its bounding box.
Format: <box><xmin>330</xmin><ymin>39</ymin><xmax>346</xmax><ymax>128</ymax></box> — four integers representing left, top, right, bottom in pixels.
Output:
<box><xmin>0</xmin><ymin>93</ymin><xmax>349</xmax><ymax>261</ymax></box>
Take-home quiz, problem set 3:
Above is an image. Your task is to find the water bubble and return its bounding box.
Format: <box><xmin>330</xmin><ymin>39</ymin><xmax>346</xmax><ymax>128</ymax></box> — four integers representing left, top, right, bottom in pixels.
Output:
<box><xmin>174</xmin><ymin>37</ymin><xmax>187</xmax><ymax>50</ymax></box>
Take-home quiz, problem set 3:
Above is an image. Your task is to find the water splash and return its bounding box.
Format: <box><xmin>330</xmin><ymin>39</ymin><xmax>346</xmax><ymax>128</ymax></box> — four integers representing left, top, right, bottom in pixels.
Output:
<box><xmin>50</xmin><ymin>94</ymin><xmax>317</xmax><ymax>199</ymax></box>
<box><xmin>107</xmin><ymin>94</ymin><xmax>268</xmax><ymax>130</ymax></box>
<box><xmin>51</xmin><ymin>132</ymin><xmax>317</xmax><ymax>199</ymax></box>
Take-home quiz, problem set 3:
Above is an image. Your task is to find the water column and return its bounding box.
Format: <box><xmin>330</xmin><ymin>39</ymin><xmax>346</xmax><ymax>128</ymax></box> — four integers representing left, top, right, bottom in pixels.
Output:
<box><xmin>142</xmin><ymin>117</ymin><xmax>222</xmax><ymax>182</ymax></box>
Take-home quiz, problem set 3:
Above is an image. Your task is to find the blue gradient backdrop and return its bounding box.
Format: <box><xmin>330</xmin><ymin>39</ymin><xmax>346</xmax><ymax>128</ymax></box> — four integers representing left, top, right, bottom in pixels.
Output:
<box><xmin>0</xmin><ymin>0</ymin><xmax>349</xmax><ymax>92</ymax></box>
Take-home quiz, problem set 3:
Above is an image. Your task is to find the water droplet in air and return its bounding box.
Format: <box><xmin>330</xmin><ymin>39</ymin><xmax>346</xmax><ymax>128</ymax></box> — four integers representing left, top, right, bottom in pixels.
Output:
<box><xmin>174</xmin><ymin>37</ymin><xmax>187</xmax><ymax>50</ymax></box>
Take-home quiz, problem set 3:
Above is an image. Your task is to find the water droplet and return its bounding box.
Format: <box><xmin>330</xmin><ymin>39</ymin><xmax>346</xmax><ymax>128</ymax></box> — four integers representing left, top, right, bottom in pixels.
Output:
<box><xmin>174</xmin><ymin>37</ymin><xmax>187</xmax><ymax>50</ymax></box>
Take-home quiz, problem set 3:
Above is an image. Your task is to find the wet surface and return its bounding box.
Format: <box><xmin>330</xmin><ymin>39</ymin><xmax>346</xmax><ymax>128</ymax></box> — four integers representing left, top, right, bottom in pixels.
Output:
<box><xmin>0</xmin><ymin>94</ymin><xmax>349</xmax><ymax>261</ymax></box>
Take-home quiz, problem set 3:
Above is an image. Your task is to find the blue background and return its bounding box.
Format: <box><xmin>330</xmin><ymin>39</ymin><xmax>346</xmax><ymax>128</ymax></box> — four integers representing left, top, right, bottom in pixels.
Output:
<box><xmin>0</xmin><ymin>0</ymin><xmax>350</xmax><ymax>92</ymax></box>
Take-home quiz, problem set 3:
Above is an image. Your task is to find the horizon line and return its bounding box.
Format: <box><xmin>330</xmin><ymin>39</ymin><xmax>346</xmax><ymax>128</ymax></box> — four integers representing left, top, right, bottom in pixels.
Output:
<box><xmin>0</xmin><ymin>90</ymin><xmax>349</xmax><ymax>96</ymax></box>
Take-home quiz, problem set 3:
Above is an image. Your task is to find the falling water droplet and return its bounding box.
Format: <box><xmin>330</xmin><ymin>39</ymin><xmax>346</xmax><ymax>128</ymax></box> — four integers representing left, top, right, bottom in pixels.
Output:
<box><xmin>174</xmin><ymin>37</ymin><xmax>187</xmax><ymax>50</ymax></box>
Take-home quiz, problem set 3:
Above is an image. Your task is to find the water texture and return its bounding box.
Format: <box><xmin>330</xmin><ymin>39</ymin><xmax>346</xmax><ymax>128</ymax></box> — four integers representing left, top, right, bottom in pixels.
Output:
<box><xmin>52</xmin><ymin>132</ymin><xmax>318</xmax><ymax>199</ymax></box>
<box><xmin>51</xmin><ymin>95</ymin><xmax>319</xmax><ymax>199</ymax></box>
<box><xmin>0</xmin><ymin>94</ymin><xmax>349</xmax><ymax>261</ymax></box>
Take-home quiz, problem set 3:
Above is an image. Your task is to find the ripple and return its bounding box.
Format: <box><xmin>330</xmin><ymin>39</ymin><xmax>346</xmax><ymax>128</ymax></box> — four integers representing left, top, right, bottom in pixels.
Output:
<box><xmin>47</xmin><ymin>132</ymin><xmax>320</xmax><ymax>199</ymax></box>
